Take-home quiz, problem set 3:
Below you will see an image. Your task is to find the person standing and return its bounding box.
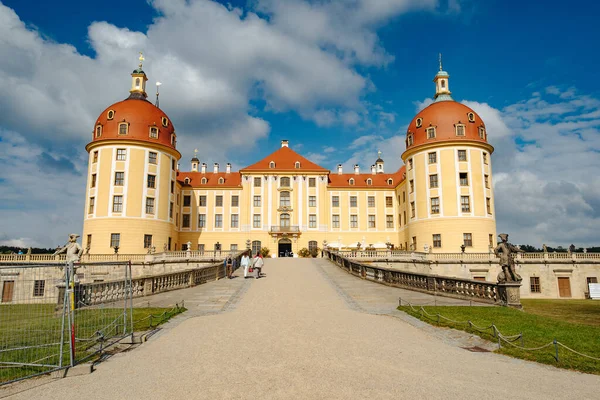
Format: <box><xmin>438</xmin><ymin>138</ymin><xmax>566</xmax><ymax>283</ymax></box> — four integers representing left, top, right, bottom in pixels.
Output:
<box><xmin>241</xmin><ymin>252</ymin><xmax>251</xmax><ymax>279</ymax></box>
<box><xmin>253</xmin><ymin>251</ymin><xmax>264</xmax><ymax>279</ymax></box>
<box><xmin>226</xmin><ymin>257</ymin><xmax>233</xmax><ymax>279</ymax></box>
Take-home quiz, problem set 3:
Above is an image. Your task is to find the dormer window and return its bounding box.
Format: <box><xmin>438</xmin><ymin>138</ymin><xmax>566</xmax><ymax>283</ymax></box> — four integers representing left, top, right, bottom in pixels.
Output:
<box><xmin>218</xmin><ymin>177</ymin><xmax>224</xmax><ymax>184</ymax></box>
<box><xmin>426</xmin><ymin>127</ymin><xmax>436</xmax><ymax>139</ymax></box>
<box><xmin>95</xmin><ymin>125</ymin><xmax>102</xmax><ymax>138</ymax></box>
<box><xmin>416</xmin><ymin>118</ymin><xmax>423</xmax><ymax>128</ymax></box>
<box><xmin>107</xmin><ymin>110</ymin><xmax>115</xmax><ymax>120</ymax></box>
<box><xmin>184</xmin><ymin>177</ymin><xmax>191</xmax><ymax>185</ymax></box>
<box><xmin>349</xmin><ymin>178</ymin><xmax>355</xmax><ymax>186</ymax></box>
<box><xmin>455</xmin><ymin>124</ymin><xmax>466</xmax><ymax>136</ymax></box>
<box><xmin>295</xmin><ymin>161</ymin><xmax>300</xmax><ymax>169</ymax></box>
<box><xmin>149</xmin><ymin>127</ymin><xmax>158</xmax><ymax>139</ymax></box>
<box><xmin>118</xmin><ymin>123</ymin><xmax>128</xmax><ymax>135</ymax></box>
<box><xmin>161</xmin><ymin>117</ymin><xmax>169</xmax><ymax>127</ymax></box>
<box><xmin>171</xmin><ymin>134</ymin><xmax>176</xmax><ymax>146</ymax></box>
<box><xmin>407</xmin><ymin>133</ymin><xmax>414</xmax><ymax>146</ymax></box>
<box><xmin>367</xmin><ymin>178</ymin><xmax>372</xmax><ymax>186</ymax></box>
<box><xmin>201</xmin><ymin>177</ymin><xmax>207</xmax><ymax>184</ymax></box>
<box><xmin>269</xmin><ymin>161</ymin><xmax>275</xmax><ymax>169</ymax></box>
<box><xmin>387</xmin><ymin>178</ymin><xmax>393</xmax><ymax>185</ymax></box>
<box><xmin>479</xmin><ymin>126</ymin><xmax>486</xmax><ymax>139</ymax></box>
<box><xmin>468</xmin><ymin>112</ymin><xmax>475</xmax><ymax>122</ymax></box>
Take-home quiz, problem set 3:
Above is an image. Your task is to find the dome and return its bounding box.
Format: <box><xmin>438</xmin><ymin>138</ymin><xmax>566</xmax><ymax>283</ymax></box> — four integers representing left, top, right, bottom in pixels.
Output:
<box><xmin>405</xmin><ymin>101</ymin><xmax>488</xmax><ymax>150</ymax></box>
<box><xmin>91</xmin><ymin>97</ymin><xmax>176</xmax><ymax>149</ymax></box>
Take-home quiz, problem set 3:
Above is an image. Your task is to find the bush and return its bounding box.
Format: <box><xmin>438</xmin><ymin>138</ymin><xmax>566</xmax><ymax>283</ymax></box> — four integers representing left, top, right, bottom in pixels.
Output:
<box><xmin>298</xmin><ymin>248</ymin><xmax>310</xmax><ymax>258</ymax></box>
<box><xmin>310</xmin><ymin>247</ymin><xmax>321</xmax><ymax>258</ymax></box>
<box><xmin>260</xmin><ymin>247</ymin><xmax>270</xmax><ymax>258</ymax></box>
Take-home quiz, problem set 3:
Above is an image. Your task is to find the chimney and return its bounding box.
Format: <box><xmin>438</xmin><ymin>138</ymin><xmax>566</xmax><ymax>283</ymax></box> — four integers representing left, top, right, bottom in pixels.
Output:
<box><xmin>354</xmin><ymin>164</ymin><xmax>359</xmax><ymax>175</ymax></box>
<box><xmin>337</xmin><ymin>164</ymin><xmax>343</xmax><ymax>175</ymax></box>
<box><xmin>213</xmin><ymin>163</ymin><xmax>219</xmax><ymax>174</ymax></box>
<box><xmin>281</xmin><ymin>140</ymin><xmax>289</xmax><ymax>148</ymax></box>
<box><xmin>226</xmin><ymin>163</ymin><xmax>231</xmax><ymax>174</ymax></box>
<box><xmin>371</xmin><ymin>165</ymin><xmax>376</xmax><ymax>175</ymax></box>
<box><xmin>201</xmin><ymin>163</ymin><xmax>207</xmax><ymax>174</ymax></box>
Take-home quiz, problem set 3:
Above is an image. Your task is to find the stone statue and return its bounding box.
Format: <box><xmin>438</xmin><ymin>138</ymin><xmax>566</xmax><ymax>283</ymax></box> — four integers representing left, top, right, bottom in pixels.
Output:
<box><xmin>163</xmin><ymin>243</ymin><xmax>168</xmax><ymax>253</ymax></box>
<box><xmin>53</xmin><ymin>234</ymin><xmax>83</xmax><ymax>281</ymax></box>
<box><xmin>494</xmin><ymin>233</ymin><xmax>523</xmax><ymax>283</ymax></box>
<box><xmin>26</xmin><ymin>247</ymin><xmax>32</xmax><ymax>255</ymax></box>
<box><xmin>542</xmin><ymin>243</ymin><xmax>548</xmax><ymax>253</ymax></box>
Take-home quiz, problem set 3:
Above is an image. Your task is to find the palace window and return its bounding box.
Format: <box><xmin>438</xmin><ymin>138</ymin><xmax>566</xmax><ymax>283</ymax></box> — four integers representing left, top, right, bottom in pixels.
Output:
<box><xmin>468</xmin><ymin>112</ymin><xmax>475</xmax><ymax>122</ymax></box>
<box><xmin>309</xmin><ymin>177</ymin><xmax>316</xmax><ymax>187</ymax></box>
<box><xmin>95</xmin><ymin>125</ymin><xmax>102</xmax><ymax>138</ymax></box>
<box><xmin>309</xmin><ymin>215</ymin><xmax>317</xmax><ymax>228</ymax></box>
<box><xmin>433</xmin><ymin>234</ymin><xmax>442</xmax><ymax>248</ymax></box>
<box><xmin>145</xmin><ymin>197</ymin><xmax>155</xmax><ymax>214</ymax></box>
<box><xmin>295</xmin><ymin>161</ymin><xmax>301</xmax><ymax>169</ymax></box>
<box><xmin>309</xmin><ymin>241</ymin><xmax>318</xmax><ymax>252</ymax></box>
<box><xmin>87</xmin><ymin>234</ymin><xmax>92</xmax><ymax>249</ymax></box>
<box><xmin>280</xmin><ymin>213</ymin><xmax>290</xmax><ymax>227</ymax></box>
<box><xmin>386</xmin><ymin>196</ymin><xmax>393</xmax><ymax>207</ymax></box>
<box><xmin>110</xmin><ymin>233</ymin><xmax>120</xmax><ymax>248</ymax></box>
<box><xmin>459</xmin><ymin>172</ymin><xmax>469</xmax><ymax>186</ymax></box>
<box><xmin>530</xmin><ymin>277</ymin><xmax>541</xmax><ymax>293</ymax></box>
<box><xmin>149</xmin><ymin>152</ymin><xmax>157</xmax><ymax>164</ymax></box>
<box><xmin>280</xmin><ymin>192</ymin><xmax>291</xmax><ymax>207</ymax></box>
<box><xmin>182</xmin><ymin>214</ymin><xmax>190</xmax><ymax>228</ymax></box>
<box><xmin>368</xmin><ymin>196</ymin><xmax>375</xmax><ymax>208</ymax></box>
<box><xmin>201</xmin><ymin>177</ymin><xmax>207</xmax><ymax>184</ymax></box>
<box><xmin>169</xmin><ymin>202</ymin><xmax>173</xmax><ymax>219</ymax></box>
<box><xmin>463</xmin><ymin>233</ymin><xmax>473</xmax><ymax>247</ymax></box>
<box><xmin>252</xmin><ymin>241</ymin><xmax>261</xmax><ymax>255</ymax></box>
<box><xmin>350</xmin><ymin>215</ymin><xmax>358</xmax><ymax>228</ymax></box>
<box><xmin>149</xmin><ymin>127</ymin><xmax>158</xmax><ymax>139</ymax></box>
<box><xmin>161</xmin><ymin>117</ymin><xmax>169</xmax><ymax>127</ymax></box>
<box><xmin>485</xmin><ymin>174</ymin><xmax>490</xmax><ymax>188</ymax></box>
<box><xmin>269</xmin><ymin>161</ymin><xmax>275</xmax><ymax>169</ymax></box>
<box><xmin>93</xmin><ymin>151</ymin><xmax>98</xmax><ymax>163</ymax></box>
<box><xmin>350</xmin><ymin>196</ymin><xmax>357</xmax><ymax>207</ymax></box>
<box><xmin>367</xmin><ymin>178</ymin><xmax>372</xmax><ymax>186</ymax></box>
<box><xmin>253</xmin><ymin>214</ymin><xmax>261</xmax><ymax>228</ymax></box>
<box><xmin>455</xmin><ymin>124</ymin><xmax>466</xmax><ymax>136</ymax></box>
<box><xmin>215</xmin><ymin>195</ymin><xmax>223</xmax><ymax>207</ymax></box>
<box><xmin>430</xmin><ymin>174</ymin><xmax>438</xmax><ymax>188</ymax></box>
<box><xmin>112</xmin><ymin>195</ymin><xmax>123</xmax><ymax>212</ymax></box>
<box><xmin>332</xmin><ymin>196</ymin><xmax>339</xmax><ymax>207</ymax></box>
<box><xmin>114</xmin><ymin>172</ymin><xmax>124</xmax><ymax>186</ymax></box>
<box><xmin>489</xmin><ymin>234</ymin><xmax>494</xmax><ymax>247</ymax></box>
<box><xmin>426</xmin><ymin>127</ymin><xmax>436</xmax><ymax>139</ymax></box>
<box><xmin>198</xmin><ymin>214</ymin><xmax>206</xmax><ymax>228</ymax></box>
<box><xmin>147</xmin><ymin>175</ymin><xmax>156</xmax><ymax>189</ymax></box>
<box><xmin>116</xmin><ymin>149</ymin><xmax>126</xmax><ymax>161</ymax></box>
<box><xmin>332</xmin><ymin>215</ymin><xmax>340</xmax><ymax>228</ymax></box>
<box><xmin>144</xmin><ymin>235</ymin><xmax>153</xmax><ymax>249</ymax></box>
<box><xmin>368</xmin><ymin>215</ymin><xmax>375</xmax><ymax>228</ymax></box>
<box><xmin>409</xmin><ymin>158</ymin><xmax>413</xmax><ymax>169</ymax></box>
<box><xmin>416</xmin><ymin>118</ymin><xmax>423</xmax><ymax>128</ymax></box>
<box><xmin>410</xmin><ymin>180</ymin><xmax>414</xmax><ymax>193</ymax></box>
<box><xmin>410</xmin><ymin>202</ymin><xmax>415</xmax><ymax>218</ymax></box>
<box><xmin>107</xmin><ymin>110</ymin><xmax>115</xmax><ymax>120</ymax></box>
<box><xmin>231</xmin><ymin>196</ymin><xmax>239</xmax><ymax>207</ymax></box>
<box><xmin>428</xmin><ymin>152</ymin><xmax>437</xmax><ymax>164</ymax></box>
<box><xmin>280</xmin><ymin>177</ymin><xmax>290</xmax><ymax>187</ymax></box>
<box><xmin>349</xmin><ymin>178</ymin><xmax>355</xmax><ymax>186</ymax></box>
<box><xmin>458</xmin><ymin>150</ymin><xmax>467</xmax><ymax>161</ymax></box>
<box><xmin>254</xmin><ymin>196</ymin><xmax>261</xmax><ymax>207</ymax></box>
<box><xmin>91</xmin><ymin>174</ymin><xmax>97</xmax><ymax>188</ymax></box>
<box><xmin>387</xmin><ymin>178</ymin><xmax>393</xmax><ymax>185</ymax></box>
<box><xmin>254</xmin><ymin>177</ymin><xmax>262</xmax><ymax>187</ymax></box>
<box><xmin>479</xmin><ymin>126</ymin><xmax>486</xmax><ymax>139</ymax></box>
<box><xmin>309</xmin><ymin>196</ymin><xmax>316</xmax><ymax>207</ymax></box>
<box><xmin>183</xmin><ymin>195</ymin><xmax>191</xmax><ymax>207</ymax></box>
<box><xmin>483</xmin><ymin>152</ymin><xmax>488</xmax><ymax>164</ymax></box>
<box><xmin>407</xmin><ymin>133</ymin><xmax>414</xmax><ymax>146</ymax></box>
<box><xmin>386</xmin><ymin>215</ymin><xmax>393</xmax><ymax>228</ymax></box>
<box><xmin>88</xmin><ymin>197</ymin><xmax>95</xmax><ymax>214</ymax></box>
<box><xmin>118</xmin><ymin>123</ymin><xmax>128</xmax><ymax>135</ymax></box>
<box><xmin>431</xmin><ymin>197</ymin><xmax>440</xmax><ymax>214</ymax></box>
<box><xmin>199</xmin><ymin>196</ymin><xmax>207</xmax><ymax>207</ymax></box>
<box><xmin>215</xmin><ymin>214</ymin><xmax>223</xmax><ymax>228</ymax></box>
<box><xmin>486</xmin><ymin>197</ymin><xmax>492</xmax><ymax>214</ymax></box>
<box><xmin>461</xmin><ymin>196</ymin><xmax>471</xmax><ymax>212</ymax></box>
<box><xmin>218</xmin><ymin>177</ymin><xmax>224</xmax><ymax>184</ymax></box>
<box><xmin>172</xmin><ymin>159</ymin><xmax>176</xmax><ymax>170</ymax></box>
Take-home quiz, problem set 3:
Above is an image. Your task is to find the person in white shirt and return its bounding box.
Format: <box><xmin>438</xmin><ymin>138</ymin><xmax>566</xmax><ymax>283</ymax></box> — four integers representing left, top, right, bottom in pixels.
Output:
<box><xmin>240</xmin><ymin>252</ymin><xmax>251</xmax><ymax>279</ymax></box>
<box><xmin>253</xmin><ymin>252</ymin><xmax>264</xmax><ymax>279</ymax></box>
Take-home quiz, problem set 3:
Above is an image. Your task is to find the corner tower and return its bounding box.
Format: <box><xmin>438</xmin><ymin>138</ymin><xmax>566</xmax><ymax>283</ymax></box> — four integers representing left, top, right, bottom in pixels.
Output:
<box><xmin>401</xmin><ymin>60</ymin><xmax>496</xmax><ymax>253</ymax></box>
<box><xmin>82</xmin><ymin>56</ymin><xmax>181</xmax><ymax>254</ymax></box>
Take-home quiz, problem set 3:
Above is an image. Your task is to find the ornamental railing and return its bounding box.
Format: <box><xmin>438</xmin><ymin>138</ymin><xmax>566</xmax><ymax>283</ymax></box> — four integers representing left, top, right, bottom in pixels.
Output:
<box><xmin>324</xmin><ymin>249</ymin><xmax>499</xmax><ymax>305</ymax></box>
<box><xmin>269</xmin><ymin>225</ymin><xmax>300</xmax><ymax>233</ymax></box>
<box><xmin>0</xmin><ymin>251</ymin><xmax>239</xmax><ymax>264</ymax></box>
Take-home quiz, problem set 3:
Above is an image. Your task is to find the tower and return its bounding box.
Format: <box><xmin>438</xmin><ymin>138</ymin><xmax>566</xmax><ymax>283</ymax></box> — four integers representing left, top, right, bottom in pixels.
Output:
<box><xmin>82</xmin><ymin>56</ymin><xmax>181</xmax><ymax>254</ymax></box>
<box><xmin>401</xmin><ymin>60</ymin><xmax>496</xmax><ymax>252</ymax></box>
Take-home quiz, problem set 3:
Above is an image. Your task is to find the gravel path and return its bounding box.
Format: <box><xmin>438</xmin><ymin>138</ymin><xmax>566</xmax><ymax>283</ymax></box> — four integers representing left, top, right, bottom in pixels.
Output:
<box><xmin>3</xmin><ymin>258</ymin><xmax>599</xmax><ymax>399</ymax></box>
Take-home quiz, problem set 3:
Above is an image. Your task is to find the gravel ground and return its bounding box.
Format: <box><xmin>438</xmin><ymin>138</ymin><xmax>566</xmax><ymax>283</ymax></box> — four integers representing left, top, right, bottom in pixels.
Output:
<box><xmin>3</xmin><ymin>258</ymin><xmax>599</xmax><ymax>399</ymax></box>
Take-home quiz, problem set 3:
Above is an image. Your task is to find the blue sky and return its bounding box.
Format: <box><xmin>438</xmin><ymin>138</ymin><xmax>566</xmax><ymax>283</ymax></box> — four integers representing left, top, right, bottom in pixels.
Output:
<box><xmin>1</xmin><ymin>0</ymin><xmax>599</xmax><ymax>248</ymax></box>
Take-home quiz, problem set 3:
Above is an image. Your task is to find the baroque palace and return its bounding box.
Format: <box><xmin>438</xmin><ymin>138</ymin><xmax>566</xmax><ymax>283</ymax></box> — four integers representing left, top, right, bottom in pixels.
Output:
<box><xmin>83</xmin><ymin>60</ymin><xmax>496</xmax><ymax>256</ymax></box>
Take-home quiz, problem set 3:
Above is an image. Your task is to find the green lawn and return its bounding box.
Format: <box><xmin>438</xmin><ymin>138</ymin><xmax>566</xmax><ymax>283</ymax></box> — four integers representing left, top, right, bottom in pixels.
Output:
<box><xmin>0</xmin><ymin>304</ymin><xmax>185</xmax><ymax>384</ymax></box>
<box><xmin>399</xmin><ymin>300</ymin><xmax>600</xmax><ymax>374</ymax></box>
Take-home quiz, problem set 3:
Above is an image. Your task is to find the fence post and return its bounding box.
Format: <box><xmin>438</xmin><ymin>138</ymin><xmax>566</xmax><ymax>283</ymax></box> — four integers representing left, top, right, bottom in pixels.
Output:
<box><xmin>492</xmin><ymin>325</ymin><xmax>497</xmax><ymax>338</ymax></box>
<box><xmin>554</xmin><ymin>339</ymin><xmax>559</xmax><ymax>362</ymax></box>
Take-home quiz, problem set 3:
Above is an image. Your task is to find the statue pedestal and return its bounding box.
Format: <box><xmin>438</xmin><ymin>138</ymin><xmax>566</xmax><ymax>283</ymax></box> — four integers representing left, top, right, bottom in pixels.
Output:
<box><xmin>498</xmin><ymin>282</ymin><xmax>522</xmax><ymax>309</ymax></box>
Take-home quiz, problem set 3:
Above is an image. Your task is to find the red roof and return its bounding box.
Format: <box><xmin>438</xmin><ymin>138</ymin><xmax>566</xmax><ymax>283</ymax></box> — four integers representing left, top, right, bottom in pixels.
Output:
<box><xmin>328</xmin><ymin>166</ymin><xmax>406</xmax><ymax>188</ymax></box>
<box><xmin>177</xmin><ymin>172</ymin><xmax>242</xmax><ymax>188</ymax></box>
<box><xmin>240</xmin><ymin>146</ymin><xmax>328</xmax><ymax>172</ymax></box>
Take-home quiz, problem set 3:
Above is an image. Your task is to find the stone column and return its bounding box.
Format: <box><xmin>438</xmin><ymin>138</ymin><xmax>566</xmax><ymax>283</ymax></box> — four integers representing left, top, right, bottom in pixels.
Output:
<box><xmin>497</xmin><ymin>282</ymin><xmax>522</xmax><ymax>309</ymax></box>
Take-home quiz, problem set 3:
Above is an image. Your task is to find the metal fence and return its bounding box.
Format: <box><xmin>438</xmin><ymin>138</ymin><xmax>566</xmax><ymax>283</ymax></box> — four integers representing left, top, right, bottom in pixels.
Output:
<box><xmin>0</xmin><ymin>262</ymin><xmax>133</xmax><ymax>386</ymax></box>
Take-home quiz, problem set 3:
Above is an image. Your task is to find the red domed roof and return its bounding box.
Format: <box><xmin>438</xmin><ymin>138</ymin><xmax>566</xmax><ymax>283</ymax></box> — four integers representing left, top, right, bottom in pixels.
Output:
<box><xmin>91</xmin><ymin>97</ymin><xmax>176</xmax><ymax>149</ymax></box>
<box><xmin>405</xmin><ymin>101</ymin><xmax>489</xmax><ymax>151</ymax></box>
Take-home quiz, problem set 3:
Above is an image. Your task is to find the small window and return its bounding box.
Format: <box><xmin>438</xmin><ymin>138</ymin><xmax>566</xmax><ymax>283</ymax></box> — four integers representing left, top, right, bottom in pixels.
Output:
<box><xmin>350</xmin><ymin>214</ymin><xmax>358</xmax><ymax>228</ymax></box>
<box><xmin>409</xmin><ymin>159</ymin><xmax>413</xmax><ymax>169</ymax></box>
<box><xmin>254</xmin><ymin>196</ymin><xmax>261</xmax><ymax>207</ymax></box>
<box><xmin>441</xmin><ymin>80</ymin><xmax>446</xmax><ymax>88</ymax></box>
<box><xmin>118</xmin><ymin>123</ymin><xmax>128</xmax><ymax>135</ymax></box>
<box><xmin>368</xmin><ymin>215</ymin><xmax>375</xmax><ymax>228</ymax></box>
<box><xmin>332</xmin><ymin>196</ymin><xmax>339</xmax><ymax>207</ymax></box>
<box><xmin>350</xmin><ymin>196</ymin><xmax>357</xmax><ymax>207</ymax></box>
<box><xmin>269</xmin><ymin>161</ymin><xmax>275</xmax><ymax>169</ymax></box>
<box><xmin>95</xmin><ymin>125</ymin><xmax>102</xmax><ymax>138</ymax></box>
<box><xmin>295</xmin><ymin>161</ymin><xmax>301</xmax><ymax>169</ymax></box>
<box><xmin>309</xmin><ymin>196</ymin><xmax>316</xmax><ymax>207</ymax></box>
<box><xmin>107</xmin><ymin>110</ymin><xmax>115</xmax><ymax>120</ymax></box>
<box><xmin>183</xmin><ymin>195</ymin><xmax>191</xmax><ymax>207</ymax></box>
<box><xmin>368</xmin><ymin>196</ymin><xmax>375</xmax><ymax>208</ymax></box>
<box><xmin>386</xmin><ymin>215</ymin><xmax>393</xmax><ymax>228</ymax></box>
<box><xmin>231</xmin><ymin>196</ymin><xmax>239</xmax><ymax>207</ymax></box>
<box><xmin>162</xmin><ymin>117</ymin><xmax>169</xmax><ymax>127</ymax></box>
<box><xmin>114</xmin><ymin>172</ymin><xmax>124</xmax><ymax>186</ymax></box>
<box><xmin>231</xmin><ymin>214</ymin><xmax>239</xmax><ymax>228</ymax></box>
<box><xmin>387</xmin><ymin>178</ymin><xmax>393</xmax><ymax>185</ymax></box>
<box><xmin>215</xmin><ymin>214</ymin><xmax>223</xmax><ymax>228</ymax></box>
<box><xmin>458</xmin><ymin>150</ymin><xmax>467</xmax><ymax>161</ymax></box>
<box><xmin>93</xmin><ymin>151</ymin><xmax>98</xmax><ymax>163</ymax></box>
<box><xmin>199</xmin><ymin>196</ymin><xmax>207</xmax><ymax>207</ymax></box>
<box><xmin>198</xmin><ymin>214</ymin><xmax>206</xmax><ymax>227</ymax></box>
<box><xmin>530</xmin><ymin>277</ymin><xmax>541</xmax><ymax>293</ymax></box>
<box><xmin>461</xmin><ymin>196</ymin><xmax>471</xmax><ymax>212</ymax></box>
<box><xmin>254</xmin><ymin>177</ymin><xmax>262</xmax><ymax>187</ymax></box>
<box><xmin>431</xmin><ymin>197</ymin><xmax>440</xmax><ymax>214</ymax></box>
<box><xmin>349</xmin><ymin>178</ymin><xmax>355</xmax><ymax>186</ymax></box>
<box><xmin>253</xmin><ymin>214</ymin><xmax>261</xmax><ymax>228</ymax></box>
<box><xmin>426</xmin><ymin>127</ymin><xmax>436</xmax><ymax>139</ymax></box>
<box><xmin>367</xmin><ymin>178</ymin><xmax>372</xmax><ymax>186</ymax></box>
<box><xmin>416</xmin><ymin>118</ymin><xmax>423</xmax><ymax>128</ymax></box>
<box><xmin>468</xmin><ymin>112</ymin><xmax>475</xmax><ymax>122</ymax></box>
<box><xmin>201</xmin><ymin>177</ymin><xmax>207</xmax><ymax>184</ymax></box>
<box><xmin>459</xmin><ymin>172</ymin><xmax>469</xmax><ymax>186</ymax></box>
<box><xmin>149</xmin><ymin>127</ymin><xmax>158</xmax><ymax>139</ymax></box>
<box><xmin>463</xmin><ymin>233</ymin><xmax>473</xmax><ymax>247</ymax></box>
<box><xmin>332</xmin><ymin>215</ymin><xmax>340</xmax><ymax>228</ymax></box>
<box><xmin>147</xmin><ymin>175</ymin><xmax>156</xmax><ymax>188</ymax></box>
<box><xmin>112</xmin><ymin>195</ymin><xmax>123</xmax><ymax>212</ymax></box>
<box><xmin>429</xmin><ymin>174</ymin><xmax>438</xmax><ymax>188</ymax></box>
<box><xmin>215</xmin><ymin>195</ymin><xmax>223</xmax><ymax>207</ymax></box>
<box><xmin>33</xmin><ymin>280</ymin><xmax>46</xmax><ymax>297</ymax></box>
<box><xmin>280</xmin><ymin>177</ymin><xmax>290</xmax><ymax>187</ymax></box>
<box><xmin>218</xmin><ymin>177</ymin><xmax>224</xmax><ymax>184</ymax></box>
<box><xmin>169</xmin><ymin>202</ymin><xmax>174</xmax><ymax>218</ymax></box>
<box><xmin>433</xmin><ymin>234</ymin><xmax>442</xmax><ymax>248</ymax></box>
<box><xmin>484</xmin><ymin>174</ymin><xmax>490</xmax><ymax>188</ymax></box>
<box><xmin>280</xmin><ymin>192</ymin><xmax>291</xmax><ymax>207</ymax></box>
<box><xmin>90</xmin><ymin>174</ymin><xmax>97</xmax><ymax>188</ymax></box>
<box><xmin>410</xmin><ymin>202</ymin><xmax>415</xmax><ymax>218</ymax></box>
<box><xmin>428</xmin><ymin>152</ymin><xmax>437</xmax><ymax>164</ymax></box>
<box><xmin>148</xmin><ymin>152</ymin><xmax>157</xmax><ymax>164</ymax></box>
<box><xmin>116</xmin><ymin>149</ymin><xmax>126</xmax><ymax>161</ymax></box>
<box><xmin>486</xmin><ymin>197</ymin><xmax>492</xmax><ymax>214</ymax></box>
<box><xmin>410</xmin><ymin>180</ymin><xmax>414</xmax><ymax>193</ymax></box>
<box><xmin>407</xmin><ymin>133</ymin><xmax>414</xmax><ymax>146</ymax></box>
<box><xmin>110</xmin><ymin>233</ymin><xmax>120</xmax><ymax>248</ymax></box>
<box><xmin>146</xmin><ymin>197</ymin><xmax>155</xmax><ymax>214</ymax></box>
<box><xmin>386</xmin><ymin>196</ymin><xmax>393</xmax><ymax>207</ymax></box>
<box><xmin>184</xmin><ymin>177</ymin><xmax>190</xmax><ymax>185</ymax></box>
<box><xmin>182</xmin><ymin>214</ymin><xmax>190</xmax><ymax>228</ymax></box>
<box><xmin>455</xmin><ymin>124</ymin><xmax>465</xmax><ymax>136</ymax></box>
<box><xmin>170</xmin><ymin>134</ymin><xmax>176</xmax><ymax>146</ymax></box>
<box><xmin>309</xmin><ymin>215</ymin><xmax>317</xmax><ymax>228</ymax></box>
<box><xmin>479</xmin><ymin>126</ymin><xmax>486</xmax><ymax>139</ymax></box>
<box><xmin>88</xmin><ymin>197</ymin><xmax>95</xmax><ymax>214</ymax></box>
<box><xmin>483</xmin><ymin>152</ymin><xmax>488</xmax><ymax>164</ymax></box>
<box><xmin>170</xmin><ymin>181</ymin><xmax>174</xmax><ymax>193</ymax></box>
<box><xmin>309</xmin><ymin>178</ymin><xmax>316</xmax><ymax>187</ymax></box>
<box><xmin>144</xmin><ymin>234</ymin><xmax>153</xmax><ymax>249</ymax></box>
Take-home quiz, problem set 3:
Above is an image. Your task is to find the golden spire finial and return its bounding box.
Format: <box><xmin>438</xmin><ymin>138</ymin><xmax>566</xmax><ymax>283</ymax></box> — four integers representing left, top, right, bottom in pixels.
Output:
<box><xmin>439</xmin><ymin>53</ymin><xmax>442</xmax><ymax>71</ymax></box>
<box><xmin>377</xmin><ymin>150</ymin><xmax>382</xmax><ymax>159</ymax></box>
<box><xmin>138</xmin><ymin>51</ymin><xmax>145</xmax><ymax>69</ymax></box>
<box><xmin>194</xmin><ymin>148</ymin><xmax>198</xmax><ymax>158</ymax></box>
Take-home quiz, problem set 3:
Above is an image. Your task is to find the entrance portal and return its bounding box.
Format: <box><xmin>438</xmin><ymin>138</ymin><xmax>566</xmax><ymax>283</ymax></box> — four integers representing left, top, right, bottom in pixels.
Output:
<box><xmin>278</xmin><ymin>239</ymin><xmax>293</xmax><ymax>257</ymax></box>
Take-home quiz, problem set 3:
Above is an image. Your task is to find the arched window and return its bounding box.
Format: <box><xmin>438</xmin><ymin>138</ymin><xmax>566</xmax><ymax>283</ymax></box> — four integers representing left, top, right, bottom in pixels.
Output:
<box><xmin>295</xmin><ymin>161</ymin><xmax>300</xmax><ymax>169</ymax></box>
<box><xmin>95</xmin><ymin>125</ymin><xmax>102</xmax><ymax>138</ymax></box>
<box><xmin>107</xmin><ymin>110</ymin><xmax>115</xmax><ymax>120</ymax></box>
<box><xmin>441</xmin><ymin>80</ymin><xmax>446</xmax><ymax>88</ymax></box>
<box><xmin>201</xmin><ymin>177</ymin><xmax>207</xmax><ymax>184</ymax></box>
<box><xmin>218</xmin><ymin>177</ymin><xmax>224</xmax><ymax>184</ymax></box>
<box><xmin>184</xmin><ymin>177</ymin><xmax>190</xmax><ymax>185</ymax></box>
<box><xmin>280</xmin><ymin>177</ymin><xmax>290</xmax><ymax>187</ymax></box>
<box><xmin>149</xmin><ymin>127</ymin><xmax>158</xmax><ymax>139</ymax></box>
<box><xmin>308</xmin><ymin>241</ymin><xmax>318</xmax><ymax>252</ymax></box>
<box><xmin>387</xmin><ymin>178</ymin><xmax>393</xmax><ymax>185</ymax></box>
<box><xmin>269</xmin><ymin>161</ymin><xmax>275</xmax><ymax>169</ymax></box>
<box><xmin>468</xmin><ymin>112</ymin><xmax>475</xmax><ymax>122</ymax></box>
<box><xmin>135</xmin><ymin>78</ymin><xmax>140</xmax><ymax>88</ymax></box>
<box><xmin>367</xmin><ymin>178</ymin><xmax>372</xmax><ymax>186</ymax></box>
<box><xmin>252</xmin><ymin>240</ymin><xmax>262</xmax><ymax>255</ymax></box>
<box><xmin>280</xmin><ymin>191</ymin><xmax>290</xmax><ymax>207</ymax></box>
<box><xmin>118</xmin><ymin>123</ymin><xmax>128</xmax><ymax>135</ymax></box>
<box><xmin>280</xmin><ymin>213</ymin><xmax>290</xmax><ymax>227</ymax></box>
<box><xmin>416</xmin><ymin>118</ymin><xmax>423</xmax><ymax>128</ymax></box>
<box><xmin>349</xmin><ymin>178</ymin><xmax>355</xmax><ymax>186</ymax></box>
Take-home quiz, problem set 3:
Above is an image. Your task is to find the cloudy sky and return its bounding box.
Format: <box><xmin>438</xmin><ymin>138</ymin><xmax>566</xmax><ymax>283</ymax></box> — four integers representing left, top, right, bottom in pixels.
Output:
<box><xmin>1</xmin><ymin>0</ymin><xmax>599</xmax><ymax>248</ymax></box>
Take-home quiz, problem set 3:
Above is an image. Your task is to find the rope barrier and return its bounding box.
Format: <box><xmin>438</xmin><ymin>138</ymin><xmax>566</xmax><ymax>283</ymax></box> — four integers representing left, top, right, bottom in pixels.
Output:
<box><xmin>398</xmin><ymin>297</ymin><xmax>600</xmax><ymax>363</ymax></box>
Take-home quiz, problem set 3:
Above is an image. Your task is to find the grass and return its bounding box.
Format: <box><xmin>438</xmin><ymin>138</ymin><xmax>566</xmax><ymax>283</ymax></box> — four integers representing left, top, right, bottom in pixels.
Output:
<box><xmin>0</xmin><ymin>304</ymin><xmax>185</xmax><ymax>384</ymax></box>
<box><xmin>399</xmin><ymin>299</ymin><xmax>600</xmax><ymax>374</ymax></box>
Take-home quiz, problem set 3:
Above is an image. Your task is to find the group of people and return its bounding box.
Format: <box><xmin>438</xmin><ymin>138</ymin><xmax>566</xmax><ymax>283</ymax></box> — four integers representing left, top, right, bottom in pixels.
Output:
<box><xmin>224</xmin><ymin>251</ymin><xmax>264</xmax><ymax>279</ymax></box>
